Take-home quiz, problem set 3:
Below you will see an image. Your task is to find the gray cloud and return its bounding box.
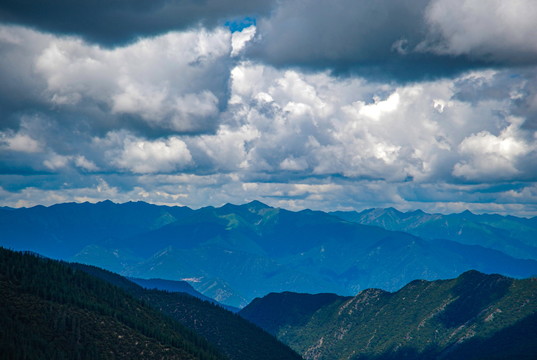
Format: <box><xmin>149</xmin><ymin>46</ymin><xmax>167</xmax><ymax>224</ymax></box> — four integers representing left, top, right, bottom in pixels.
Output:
<box><xmin>246</xmin><ymin>0</ymin><xmax>537</xmax><ymax>81</ymax></box>
<box><xmin>421</xmin><ymin>0</ymin><xmax>537</xmax><ymax>64</ymax></box>
<box><xmin>0</xmin><ymin>0</ymin><xmax>274</xmax><ymax>47</ymax></box>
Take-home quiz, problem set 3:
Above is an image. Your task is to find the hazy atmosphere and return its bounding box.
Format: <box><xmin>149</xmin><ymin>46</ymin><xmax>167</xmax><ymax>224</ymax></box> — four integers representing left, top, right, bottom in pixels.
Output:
<box><xmin>1</xmin><ymin>0</ymin><xmax>537</xmax><ymax>216</ymax></box>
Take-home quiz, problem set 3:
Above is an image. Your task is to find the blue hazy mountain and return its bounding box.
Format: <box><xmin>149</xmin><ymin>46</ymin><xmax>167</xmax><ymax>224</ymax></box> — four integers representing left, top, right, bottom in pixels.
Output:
<box><xmin>2</xmin><ymin>200</ymin><xmax>537</xmax><ymax>307</ymax></box>
<box><xmin>331</xmin><ymin>207</ymin><xmax>537</xmax><ymax>260</ymax></box>
<box><xmin>0</xmin><ymin>200</ymin><xmax>192</xmax><ymax>260</ymax></box>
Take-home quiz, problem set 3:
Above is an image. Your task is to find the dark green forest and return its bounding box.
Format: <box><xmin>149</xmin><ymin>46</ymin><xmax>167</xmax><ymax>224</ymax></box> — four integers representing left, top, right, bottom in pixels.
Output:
<box><xmin>0</xmin><ymin>247</ymin><xmax>302</xmax><ymax>360</ymax></box>
<box><xmin>0</xmin><ymin>247</ymin><xmax>223</xmax><ymax>360</ymax></box>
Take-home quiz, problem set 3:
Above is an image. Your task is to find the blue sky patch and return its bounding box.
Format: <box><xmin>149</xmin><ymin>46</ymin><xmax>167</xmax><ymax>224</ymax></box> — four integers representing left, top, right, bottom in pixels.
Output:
<box><xmin>225</xmin><ymin>17</ymin><xmax>256</xmax><ymax>32</ymax></box>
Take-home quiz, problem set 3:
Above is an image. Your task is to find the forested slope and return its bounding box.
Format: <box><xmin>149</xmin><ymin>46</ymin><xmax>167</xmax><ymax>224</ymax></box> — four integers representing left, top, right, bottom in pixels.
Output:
<box><xmin>0</xmin><ymin>247</ymin><xmax>224</xmax><ymax>360</ymax></box>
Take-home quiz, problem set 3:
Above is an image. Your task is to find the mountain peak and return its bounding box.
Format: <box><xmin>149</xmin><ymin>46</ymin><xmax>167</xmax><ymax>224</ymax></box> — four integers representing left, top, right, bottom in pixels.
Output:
<box><xmin>370</xmin><ymin>207</ymin><xmax>403</xmax><ymax>216</ymax></box>
<box><xmin>244</xmin><ymin>200</ymin><xmax>271</xmax><ymax>209</ymax></box>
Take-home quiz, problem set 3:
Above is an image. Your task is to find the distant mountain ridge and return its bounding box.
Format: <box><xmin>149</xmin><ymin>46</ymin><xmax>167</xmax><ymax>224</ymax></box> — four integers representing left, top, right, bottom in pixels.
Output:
<box><xmin>2</xmin><ymin>200</ymin><xmax>537</xmax><ymax>307</ymax></box>
<box><xmin>240</xmin><ymin>271</ymin><xmax>537</xmax><ymax>360</ymax></box>
<box><xmin>331</xmin><ymin>207</ymin><xmax>537</xmax><ymax>260</ymax></box>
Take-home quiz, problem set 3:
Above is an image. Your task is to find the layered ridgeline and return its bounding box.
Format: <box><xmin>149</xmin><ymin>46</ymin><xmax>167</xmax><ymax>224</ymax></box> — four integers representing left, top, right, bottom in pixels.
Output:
<box><xmin>0</xmin><ymin>247</ymin><xmax>302</xmax><ymax>360</ymax></box>
<box><xmin>240</xmin><ymin>271</ymin><xmax>537</xmax><ymax>360</ymax></box>
<box><xmin>127</xmin><ymin>277</ymin><xmax>240</xmax><ymax>313</ymax></box>
<box><xmin>331</xmin><ymin>207</ymin><xmax>537</xmax><ymax>261</ymax></box>
<box><xmin>2</xmin><ymin>201</ymin><xmax>537</xmax><ymax>307</ymax></box>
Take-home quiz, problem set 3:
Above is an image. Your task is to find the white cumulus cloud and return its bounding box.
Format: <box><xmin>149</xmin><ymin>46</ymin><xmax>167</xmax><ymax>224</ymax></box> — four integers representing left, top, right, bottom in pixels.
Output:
<box><xmin>104</xmin><ymin>133</ymin><xmax>192</xmax><ymax>174</ymax></box>
<box><xmin>33</xmin><ymin>27</ymin><xmax>232</xmax><ymax>133</ymax></box>
<box><xmin>453</xmin><ymin>118</ymin><xmax>534</xmax><ymax>180</ymax></box>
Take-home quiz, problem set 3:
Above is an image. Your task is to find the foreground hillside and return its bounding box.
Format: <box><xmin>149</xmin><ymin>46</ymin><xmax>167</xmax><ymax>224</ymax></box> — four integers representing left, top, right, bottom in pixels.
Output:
<box><xmin>71</xmin><ymin>263</ymin><xmax>302</xmax><ymax>360</ymax></box>
<box><xmin>0</xmin><ymin>247</ymin><xmax>222</xmax><ymax>360</ymax></box>
<box><xmin>2</xmin><ymin>201</ymin><xmax>537</xmax><ymax>307</ymax></box>
<box><xmin>0</xmin><ymin>247</ymin><xmax>301</xmax><ymax>360</ymax></box>
<box><xmin>240</xmin><ymin>271</ymin><xmax>537</xmax><ymax>360</ymax></box>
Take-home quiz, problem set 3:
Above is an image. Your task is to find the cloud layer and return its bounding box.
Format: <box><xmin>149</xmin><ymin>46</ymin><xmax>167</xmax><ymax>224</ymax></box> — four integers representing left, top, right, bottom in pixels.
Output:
<box><xmin>1</xmin><ymin>0</ymin><xmax>537</xmax><ymax>216</ymax></box>
<box><xmin>0</xmin><ymin>0</ymin><xmax>274</xmax><ymax>46</ymax></box>
<box><xmin>247</xmin><ymin>0</ymin><xmax>537</xmax><ymax>80</ymax></box>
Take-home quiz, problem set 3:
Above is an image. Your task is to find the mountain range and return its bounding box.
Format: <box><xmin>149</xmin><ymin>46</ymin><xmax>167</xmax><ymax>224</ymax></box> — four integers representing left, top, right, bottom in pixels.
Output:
<box><xmin>331</xmin><ymin>207</ymin><xmax>537</xmax><ymax>261</ymax></box>
<box><xmin>1</xmin><ymin>200</ymin><xmax>536</xmax><ymax>307</ymax></box>
<box><xmin>240</xmin><ymin>271</ymin><xmax>537</xmax><ymax>360</ymax></box>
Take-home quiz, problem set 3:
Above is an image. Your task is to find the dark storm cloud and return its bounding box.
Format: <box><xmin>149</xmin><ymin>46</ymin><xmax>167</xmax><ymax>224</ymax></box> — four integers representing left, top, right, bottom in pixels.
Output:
<box><xmin>0</xmin><ymin>0</ymin><xmax>274</xmax><ymax>46</ymax></box>
<box><xmin>246</xmin><ymin>0</ymin><xmax>537</xmax><ymax>81</ymax></box>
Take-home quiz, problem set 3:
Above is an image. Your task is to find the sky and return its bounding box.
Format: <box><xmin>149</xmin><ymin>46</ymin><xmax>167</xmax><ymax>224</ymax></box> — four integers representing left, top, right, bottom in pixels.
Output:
<box><xmin>1</xmin><ymin>0</ymin><xmax>537</xmax><ymax>216</ymax></box>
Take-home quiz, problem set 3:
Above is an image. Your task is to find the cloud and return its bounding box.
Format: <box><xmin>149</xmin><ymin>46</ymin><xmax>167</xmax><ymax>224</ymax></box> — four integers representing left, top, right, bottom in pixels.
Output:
<box><xmin>0</xmin><ymin>26</ymin><xmax>52</xmax><ymax>123</ymax></box>
<box><xmin>0</xmin><ymin>25</ymin><xmax>233</xmax><ymax>136</ymax></box>
<box><xmin>453</xmin><ymin>117</ymin><xmax>536</xmax><ymax>181</ymax></box>
<box><xmin>231</xmin><ymin>25</ymin><xmax>256</xmax><ymax>57</ymax></box>
<box><xmin>34</xmin><ymin>27</ymin><xmax>232</xmax><ymax>134</ymax></box>
<box><xmin>421</xmin><ymin>0</ymin><xmax>537</xmax><ymax>64</ymax></box>
<box><xmin>74</xmin><ymin>156</ymin><xmax>99</xmax><ymax>172</ymax></box>
<box><xmin>219</xmin><ymin>63</ymin><xmax>537</xmax><ymax>190</ymax></box>
<box><xmin>357</xmin><ymin>93</ymin><xmax>400</xmax><ymax>121</ymax></box>
<box><xmin>1</xmin><ymin>6</ymin><xmax>537</xmax><ymax>217</ymax></box>
<box><xmin>1</xmin><ymin>132</ymin><xmax>41</xmax><ymax>153</ymax></box>
<box><xmin>0</xmin><ymin>0</ymin><xmax>274</xmax><ymax>47</ymax></box>
<box><xmin>246</xmin><ymin>0</ymin><xmax>432</xmax><ymax>79</ymax></box>
<box><xmin>245</xmin><ymin>0</ymin><xmax>537</xmax><ymax>81</ymax></box>
<box><xmin>2</xmin><ymin>58</ymin><xmax>537</xmax><ymax>215</ymax></box>
<box><xmin>101</xmin><ymin>132</ymin><xmax>192</xmax><ymax>174</ymax></box>
<box><xmin>43</xmin><ymin>153</ymin><xmax>70</xmax><ymax>170</ymax></box>
<box><xmin>188</xmin><ymin>124</ymin><xmax>259</xmax><ymax>172</ymax></box>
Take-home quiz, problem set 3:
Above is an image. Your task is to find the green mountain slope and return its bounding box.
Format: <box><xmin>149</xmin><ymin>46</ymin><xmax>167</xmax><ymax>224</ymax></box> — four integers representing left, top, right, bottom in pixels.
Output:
<box><xmin>0</xmin><ymin>247</ymin><xmax>223</xmax><ymax>360</ymax></box>
<box><xmin>240</xmin><ymin>271</ymin><xmax>537</xmax><ymax>360</ymax></box>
